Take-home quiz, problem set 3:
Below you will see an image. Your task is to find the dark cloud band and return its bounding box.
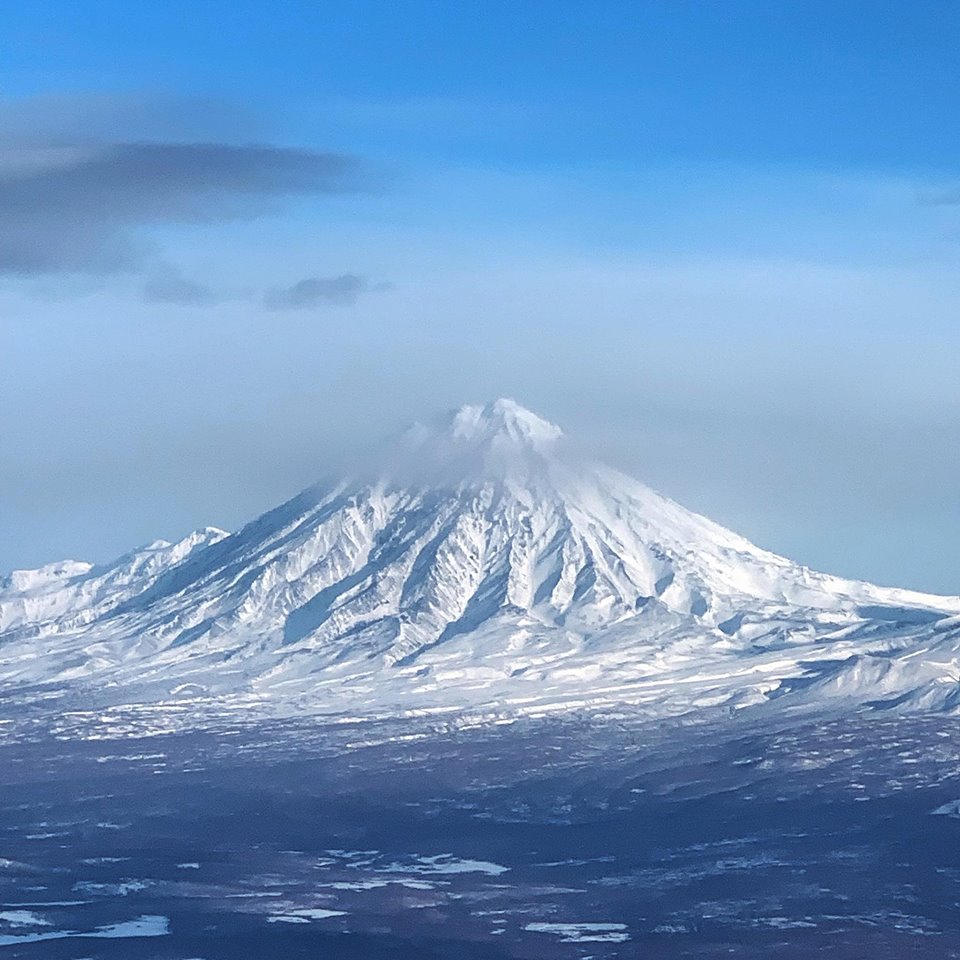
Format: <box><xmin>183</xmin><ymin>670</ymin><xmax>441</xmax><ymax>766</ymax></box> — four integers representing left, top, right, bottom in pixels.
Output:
<box><xmin>0</xmin><ymin>138</ymin><xmax>367</xmax><ymax>275</ymax></box>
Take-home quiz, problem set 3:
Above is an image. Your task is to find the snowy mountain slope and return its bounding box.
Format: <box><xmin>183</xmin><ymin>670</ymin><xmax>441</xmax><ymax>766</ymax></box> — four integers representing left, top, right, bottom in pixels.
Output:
<box><xmin>2</xmin><ymin>398</ymin><xmax>959</xmax><ymax>718</ymax></box>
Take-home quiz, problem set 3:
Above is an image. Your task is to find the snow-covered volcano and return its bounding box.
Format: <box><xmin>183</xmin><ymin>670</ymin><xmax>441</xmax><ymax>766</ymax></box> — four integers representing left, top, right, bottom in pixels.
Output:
<box><xmin>3</xmin><ymin>399</ymin><xmax>959</xmax><ymax>719</ymax></box>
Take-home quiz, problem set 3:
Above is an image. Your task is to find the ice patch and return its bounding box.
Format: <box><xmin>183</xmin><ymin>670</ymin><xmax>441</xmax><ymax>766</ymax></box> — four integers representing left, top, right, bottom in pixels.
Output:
<box><xmin>0</xmin><ymin>901</ymin><xmax>88</xmax><ymax>908</ymax></box>
<box><xmin>87</xmin><ymin>915</ymin><xmax>170</xmax><ymax>938</ymax></box>
<box><xmin>932</xmin><ymin>799</ymin><xmax>960</xmax><ymax>818</ymax></box>
<box><xmin>73</xmin><ymin>880</ymin><xmax>151</xmax><ymax>896</ymax></box>
<box><xmin>0</xmin><ymin>911</ymin><xmax>50</xmax><ymax>928</ymax></box>
<box><xmin>320</xmin><ymin>881</ymin><xmax>389</xmax><ymax>891</ymax></box>
<box><xmin>267</xmin><ymin>908</ymin><xmax>347</xmax><ymax>923</ymax></box>
<box><xmin>525</xmin><ymin>922</ymin><xmax>629</xmax><ymax>943</ymax></box>
<box><xmin>379</xmin><ymin>855</ymin><xmax>508</xmax><ymax>877</ymax></box>
<box><xmin>0</xmin><ymin>914</ymin><xmax>169</xmax><ymax>946</ymax></box>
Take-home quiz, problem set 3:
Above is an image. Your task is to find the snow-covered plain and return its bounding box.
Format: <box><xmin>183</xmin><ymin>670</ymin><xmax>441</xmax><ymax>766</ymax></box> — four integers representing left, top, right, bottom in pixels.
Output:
<box><xmin>3</xmin><ymin>398</ymin><xmax>959</xmax><ymax>726</ymax></box>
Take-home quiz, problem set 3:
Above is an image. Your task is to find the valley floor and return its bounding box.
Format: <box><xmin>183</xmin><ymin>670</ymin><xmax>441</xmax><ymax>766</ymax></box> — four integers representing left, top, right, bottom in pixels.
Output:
<box><xmin>1</xmin><ymin>707</ymin><xmax>959</xmax><ymax>958</ymax></box>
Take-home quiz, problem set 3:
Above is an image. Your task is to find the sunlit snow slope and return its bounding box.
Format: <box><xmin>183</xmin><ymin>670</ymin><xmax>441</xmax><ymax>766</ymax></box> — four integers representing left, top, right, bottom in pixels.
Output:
<box><xmin>3</xmin><ymin>399</ymin><xmax>959</xmax><ymax>718</ymax></box>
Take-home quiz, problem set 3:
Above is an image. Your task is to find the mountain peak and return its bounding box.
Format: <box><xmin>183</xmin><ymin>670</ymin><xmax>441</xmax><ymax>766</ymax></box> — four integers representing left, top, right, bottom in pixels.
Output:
<box><xmin>383</xmin><ymin>399</ymin><xmax>566</xmax><ymax>487</ymax></box>
<box><xmin>447</xmin><ymin>398</ymin><xmax>563</xmax><ymax>450</ymax></box>
<box><xmin>389</xmin><ymin>399</ymin><xmax>565</xmax><ymax>483</ymax></box>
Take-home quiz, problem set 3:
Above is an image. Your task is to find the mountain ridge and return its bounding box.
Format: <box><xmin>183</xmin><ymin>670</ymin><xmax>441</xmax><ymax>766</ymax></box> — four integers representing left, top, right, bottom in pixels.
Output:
<box><xmin>2</xmin><ymin>399</ymin><xmax>959</xmax><ymax>721</ymax></box>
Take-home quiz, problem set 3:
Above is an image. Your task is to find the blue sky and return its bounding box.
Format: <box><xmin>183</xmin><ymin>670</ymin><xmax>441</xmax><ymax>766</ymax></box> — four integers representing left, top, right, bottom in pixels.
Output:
<box><xmin>2</xmin><ymin>1</ymin><xmax>959</xmax><ymax>592</ymax></box>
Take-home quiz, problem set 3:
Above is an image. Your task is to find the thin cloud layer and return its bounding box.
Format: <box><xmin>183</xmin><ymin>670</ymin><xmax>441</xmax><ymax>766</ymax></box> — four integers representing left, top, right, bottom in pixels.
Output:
<box><xmin>0</xmin><ymin>92</ymin><xmax>263</xmax><ymax>149</ymax></box>
<box><xmin>141</xmin><ymin>267</ymin><xmax>217</xmax><ymax>306</ymax></box>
